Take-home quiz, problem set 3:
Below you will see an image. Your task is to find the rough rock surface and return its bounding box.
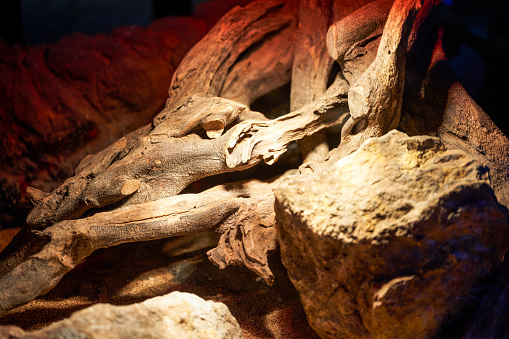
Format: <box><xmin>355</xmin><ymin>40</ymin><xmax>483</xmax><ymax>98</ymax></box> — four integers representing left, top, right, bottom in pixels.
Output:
<box><xmin>275</xmin><ymin>130</ymin><xmax>509</xmax><ymax>339</ymax></box>
<box><xmin>0</xmin><ymin>291</ymin><xmax>242</xmax><ymax>338</ymax></box>
<box><xmin>0</xmin><ymin>17</ymin><xmax>208</xmax><ymax>228</ymax></box>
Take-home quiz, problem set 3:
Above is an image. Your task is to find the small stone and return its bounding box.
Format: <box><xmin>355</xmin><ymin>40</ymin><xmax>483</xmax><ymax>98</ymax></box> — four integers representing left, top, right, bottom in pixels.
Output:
<box><xmin>1</xmin><ymin>291</ymin><xmax>242</xmax><ymax>339</ymax></box>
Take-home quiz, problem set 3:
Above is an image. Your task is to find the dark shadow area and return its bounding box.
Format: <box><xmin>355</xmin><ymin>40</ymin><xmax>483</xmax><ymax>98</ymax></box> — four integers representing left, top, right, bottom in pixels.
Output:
<box><xmin>436</xmin><ymin>259</ymin><xmax>505</xmax><ymax>338</ymax></box>
<box><xmin>251</xmin><ymin>82</ymin><xmax>292</xmax><ymax>120</ymax></box>
<box><xmin>439</xmin><ymin>0</ymin><xmax>509</xmax><ymax>136</ymax></box>
<box><xmin>0</xmin><ymin>1</ymin><xmax>23</xmax><ymax>45</ymax></box>
<box><xmin>153</xmin><ymin>0</ymin><xmax>192</xmax><ymax>18</ymax></box>
<box><xmin>0</xmin><ymin>0</ymin><xmax>197</xmax><ymax>45</ymax></box>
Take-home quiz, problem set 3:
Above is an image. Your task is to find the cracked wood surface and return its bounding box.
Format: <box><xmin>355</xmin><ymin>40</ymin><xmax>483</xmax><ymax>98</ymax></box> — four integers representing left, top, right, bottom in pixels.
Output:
<box><xmin>333</xmin><ymin>0</ymin><xmax>422</xmax><ymax>159</ymax></box>
<box><xmin>0</xmin><ymin>179</ymin><xmax>280</xmax><ymax>314</ymax></box>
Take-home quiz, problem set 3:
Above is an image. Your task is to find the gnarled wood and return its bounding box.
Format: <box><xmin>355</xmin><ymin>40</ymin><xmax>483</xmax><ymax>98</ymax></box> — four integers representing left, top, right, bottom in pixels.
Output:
<box><xmin>226</xmin><ymin>75</ymin><xmax>349</xmax><ymax>168</ymax></box>
<box><xmin>26</xmin><ymin>75</ymin><xmax>348</xmax><ymax>229</ymax></box>
<box><xmin>26</xmin><ymin>96</ymin><xmax>248</xmax><ymax>228</ymax></box>
<box><xmin>1</xmin><ymin>0</ymin><xmax>509</xmax><ymax>327</ymax></box>
<box><xmin>153</xmin><ymin>0</ymin><xmax>298</xmax><ymax>124</ymax></box>
<box><xmin>330</xmin><ymin>0</ymin><xmax>422</xmax><ymax>160</ymax></box>
<box><xmin>1</xmin><ymin>178</ymin><xmax>280</xmax><ymax>315</ymax></box>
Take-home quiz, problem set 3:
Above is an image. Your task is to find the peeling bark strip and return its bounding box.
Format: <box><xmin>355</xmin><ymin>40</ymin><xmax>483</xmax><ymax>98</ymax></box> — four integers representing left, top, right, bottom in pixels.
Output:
<box><xmin>1</xmin><ymin>0</ymin><xmax>509</xmax><ymax>324</ymax></box>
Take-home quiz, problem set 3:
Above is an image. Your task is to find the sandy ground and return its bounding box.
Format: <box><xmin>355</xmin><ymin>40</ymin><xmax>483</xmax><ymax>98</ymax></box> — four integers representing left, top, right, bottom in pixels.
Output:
<box><xmin>0</xmin><ymin>229</ymin><xmax>318</xmax><ymax>338</ymax></box>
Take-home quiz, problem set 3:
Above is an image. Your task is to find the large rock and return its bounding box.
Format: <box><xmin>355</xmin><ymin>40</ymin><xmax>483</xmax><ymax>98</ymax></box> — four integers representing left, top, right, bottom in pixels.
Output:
<box><xmin>275</xmin><ymin>130</ymin><xmax>509</xmax><ymax>339</ymax></box>
<box><xmin>0</xmin><ymin>291</ymin><xmax>242</xmax><ymax>338</ymax></box>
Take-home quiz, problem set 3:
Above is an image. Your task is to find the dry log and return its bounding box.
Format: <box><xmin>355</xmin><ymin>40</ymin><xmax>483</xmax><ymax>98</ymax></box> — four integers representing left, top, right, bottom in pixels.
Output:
<box><xmin>0</xmin><ymin>178</ymin><xmax>281</xmax><ymax>315</ymax></box>
<box><xmin>73</xmin><ymin>95</ymin><xmax>247</xmax><ymax>180</ymax></box>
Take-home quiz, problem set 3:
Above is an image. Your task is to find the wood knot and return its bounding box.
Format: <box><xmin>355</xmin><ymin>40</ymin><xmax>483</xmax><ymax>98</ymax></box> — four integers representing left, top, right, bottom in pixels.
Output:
<box><xmin>121</xmin><ymin>179</ymin><xmax>141</xmax><ymax>196</ymax></box>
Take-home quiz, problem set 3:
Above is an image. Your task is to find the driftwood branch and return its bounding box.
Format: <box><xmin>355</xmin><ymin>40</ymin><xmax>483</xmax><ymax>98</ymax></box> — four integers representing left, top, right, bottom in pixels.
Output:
<box><xmin>2</xmin><ymin>0</ymin><xmax>509</xmax><ymax>328</ymax></box>
<box><xmin>329</xmin><ymin>0</ymin><xmax>421</xmax><ymax>159</ymax></box>
<box><xmin>26</xmin><ymin>96</ymin><xmax>247</xmax><ymax>228</ymax></box>
<box><xmin>1</xmin><ymin>178</ymin><xmax>281</xmax><ymax>314</ymax></box>
<box><xmin>26</xmin><ymin>74</ymin><xmax>348</xmax><ymax>229</ymax></box>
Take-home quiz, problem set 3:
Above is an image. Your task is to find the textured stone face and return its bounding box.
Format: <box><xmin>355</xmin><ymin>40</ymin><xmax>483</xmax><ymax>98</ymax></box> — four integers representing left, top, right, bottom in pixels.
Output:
<box><xmin>275</xmin><ymin>130</ymin><xmax>509</xmax><ymax>339</ymax></box>
<box><xmin>0</xmin><ymin>291</ymin><xmax>243</xmax><ymax>339</ymax></box>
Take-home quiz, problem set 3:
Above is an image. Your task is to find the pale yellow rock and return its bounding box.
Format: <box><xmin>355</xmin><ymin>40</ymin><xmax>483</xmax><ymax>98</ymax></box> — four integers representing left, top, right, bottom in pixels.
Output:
<box><xmin>276</xmin><ymin>130</ymin><xmax>509</xmax><ymax>339</ymax></box>
<box><xmin>0</xmin><ymin>292</ymin><xmax>243</xmax><ymax>339</ymax></box>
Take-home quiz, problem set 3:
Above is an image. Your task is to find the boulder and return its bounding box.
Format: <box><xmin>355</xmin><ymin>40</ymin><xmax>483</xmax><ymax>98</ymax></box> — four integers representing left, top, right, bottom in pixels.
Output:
<box><xmin>0</xmin><ymin>291</ymin><xmax>242</xmax><ymax>338</ymax></box>
<box><xmin>275</xmin><ymin>130</ymin><xmax>509</xmax><ymax>339</ymax></box>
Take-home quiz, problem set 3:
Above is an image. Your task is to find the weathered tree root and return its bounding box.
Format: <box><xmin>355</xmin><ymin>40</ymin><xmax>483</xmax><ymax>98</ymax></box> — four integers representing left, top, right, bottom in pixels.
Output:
<box><xmin>1</xmin><ymin>0</ymin><xmax>509</xmax><ymax>324</ymax></box>
<box><xmin>26</xmin><ymin>75</ymin><xmax>349</xmax><ymax>230</ymax></box>
<box><xmin>330</xmin><ymin>0</ymin><xmax>422</xmax><ymax>159</ymax></box>
<box><xmin>0</xmin><ymin>178</ymin><xmax>282</xmax><ymax>314</ymax></box>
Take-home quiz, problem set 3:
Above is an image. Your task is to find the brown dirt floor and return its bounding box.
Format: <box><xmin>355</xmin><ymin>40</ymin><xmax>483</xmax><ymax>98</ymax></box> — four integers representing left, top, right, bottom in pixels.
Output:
<box><xmin>0</xmin><ymin>229</ymin><xmax>319</xmax><ymax>338</ymax></box>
